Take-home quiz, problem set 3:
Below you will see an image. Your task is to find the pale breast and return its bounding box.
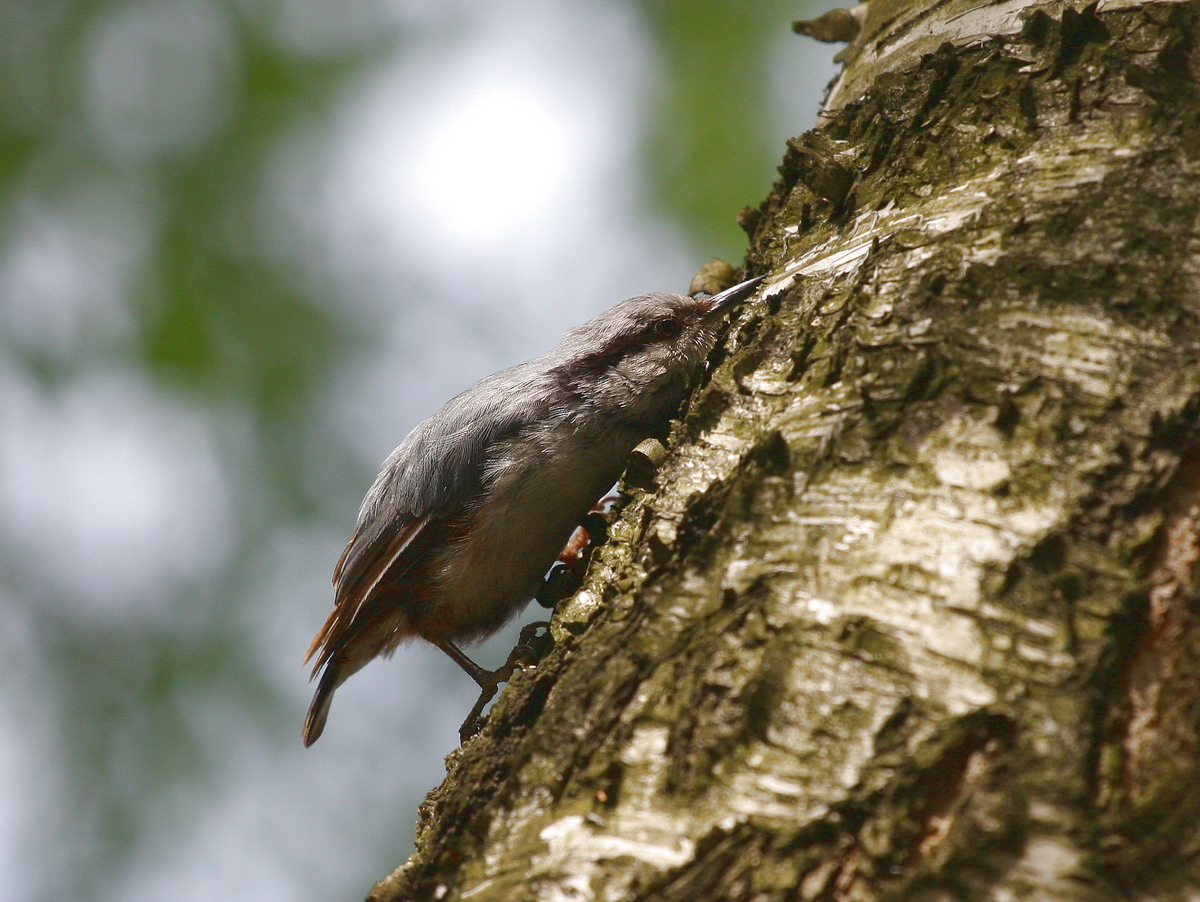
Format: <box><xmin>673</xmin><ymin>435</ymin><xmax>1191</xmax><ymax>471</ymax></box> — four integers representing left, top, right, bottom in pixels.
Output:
<box><xmin>424</xmin><ymin>419</ymin><xmax>639</xmax><ymax>640</ymax></box>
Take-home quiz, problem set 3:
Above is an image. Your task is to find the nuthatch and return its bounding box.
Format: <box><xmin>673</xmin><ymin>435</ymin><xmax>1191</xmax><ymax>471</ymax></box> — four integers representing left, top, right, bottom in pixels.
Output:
<box><xmin>303</xmin><ymin>274</ymin><xmax>764</xmax><ymax>745</ymax></box>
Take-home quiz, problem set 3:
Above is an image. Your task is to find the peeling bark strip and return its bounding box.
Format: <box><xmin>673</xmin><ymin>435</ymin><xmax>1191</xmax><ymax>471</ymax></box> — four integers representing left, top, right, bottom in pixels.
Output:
<box><xmin>375</xmin><ymin>1</ymin><xmax>1200</xmax><ymax>899</ymax></box>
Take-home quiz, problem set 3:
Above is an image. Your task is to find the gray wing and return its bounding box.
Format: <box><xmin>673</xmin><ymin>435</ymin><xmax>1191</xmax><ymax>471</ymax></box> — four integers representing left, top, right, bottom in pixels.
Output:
<box><xmin>307</xmin><ymin>361</ymin><xmax>552</xmax><ymax>668</ymax></box>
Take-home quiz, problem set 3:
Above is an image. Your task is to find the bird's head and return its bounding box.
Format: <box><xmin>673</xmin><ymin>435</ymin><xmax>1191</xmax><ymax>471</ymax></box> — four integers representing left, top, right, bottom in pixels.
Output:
<box><xmin>550</xmin><ymin>275</ymin><xmax>763</xmax><ymax>423</ymax></box>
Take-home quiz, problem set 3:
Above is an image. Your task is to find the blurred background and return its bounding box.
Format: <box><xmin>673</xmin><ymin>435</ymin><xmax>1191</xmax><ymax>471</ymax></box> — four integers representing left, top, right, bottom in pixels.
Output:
<box><xmin>0</xmin><ymin>1</ymin><xmax>836</xmax><ymax>898</ymax></box>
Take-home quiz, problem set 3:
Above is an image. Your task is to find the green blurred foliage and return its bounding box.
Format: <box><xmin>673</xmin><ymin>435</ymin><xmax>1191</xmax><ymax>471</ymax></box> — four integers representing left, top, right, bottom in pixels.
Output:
<box><xmin>638</xmin><ymin>0</ymin><xmax>821</xmax><ymax>258</ymax></box>
<box><xmin>1</xmin><ymin>1</ymin><xmax>373</xmax><ymax>892</ymax></box>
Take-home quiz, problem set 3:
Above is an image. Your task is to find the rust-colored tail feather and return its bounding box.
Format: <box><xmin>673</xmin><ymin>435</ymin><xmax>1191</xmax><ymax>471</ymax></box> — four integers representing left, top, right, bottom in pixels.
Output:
<box><xmin>304</xmin><ymin>611</ymin><xmax>338</xmax><ymax>669</ymax></box>
<box><xmin>305</xmin><ymin>513</ymin><xmax>431</xmax><ymax>674</ymax></box>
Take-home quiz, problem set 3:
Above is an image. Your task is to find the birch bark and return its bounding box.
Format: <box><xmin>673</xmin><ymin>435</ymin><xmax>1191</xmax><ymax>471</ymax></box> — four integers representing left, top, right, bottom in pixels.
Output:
<box><xmin>374</xmin><ymin>0</ymin><xmax>1200</xmax><ymax>897</ymax></box>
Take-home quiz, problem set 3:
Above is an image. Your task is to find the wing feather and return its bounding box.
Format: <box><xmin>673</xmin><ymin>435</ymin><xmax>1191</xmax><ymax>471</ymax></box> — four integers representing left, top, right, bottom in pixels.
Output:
<box><xmin>305</xmin><ymin>512</ymin><xmax>434</xmax><ymax>670</ymax></box>
<box><xmin>306</xmin><ymin>363</ymin><xmax>556</xmax><ymax>673</ymax></box>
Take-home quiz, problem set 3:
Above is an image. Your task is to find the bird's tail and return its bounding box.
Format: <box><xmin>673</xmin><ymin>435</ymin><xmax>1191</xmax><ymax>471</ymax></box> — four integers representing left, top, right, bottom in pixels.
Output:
<box><xmin>303</xmin><ymin>664</ymin><xmax>343</xmax><ymax>747</ymax></box>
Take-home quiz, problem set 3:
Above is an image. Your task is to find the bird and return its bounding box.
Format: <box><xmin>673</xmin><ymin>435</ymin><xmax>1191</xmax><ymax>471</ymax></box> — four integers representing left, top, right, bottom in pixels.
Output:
<box><xmin>303</xmin><ymin>274</ymin><xmax>764</xmax><ymax>745</ymax></box>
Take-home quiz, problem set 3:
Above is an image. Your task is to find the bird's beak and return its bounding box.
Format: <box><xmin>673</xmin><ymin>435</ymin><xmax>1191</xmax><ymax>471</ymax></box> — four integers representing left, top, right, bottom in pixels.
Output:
<box><xmin>702</xmin><ymin>274</ymin><xmax>766</xmax><ymax>318</ymax></box>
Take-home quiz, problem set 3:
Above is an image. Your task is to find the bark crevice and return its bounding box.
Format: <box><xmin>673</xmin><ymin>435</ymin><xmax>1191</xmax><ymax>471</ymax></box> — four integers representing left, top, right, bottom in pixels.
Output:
<box><xmin>374</xmin><ymin>1</ymin><xmax>1200</xmax><ymax>898</ymax></box>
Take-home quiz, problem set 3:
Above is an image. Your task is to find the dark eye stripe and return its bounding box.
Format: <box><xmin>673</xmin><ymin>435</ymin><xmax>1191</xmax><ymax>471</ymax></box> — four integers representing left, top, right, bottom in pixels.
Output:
<box><xmin>653</xmin><ymin>317</ymin><xmax>682</xmax><ymax>338</ymax></box>
<box><xmin>573</xmin><ymin>327</ymin><xmax>658</xmax><ymax>374</ymax></box>
<box><xmin>551</xmin><ymin>312</ymin><xmax>691</xmax><ymax>394</ymax></box>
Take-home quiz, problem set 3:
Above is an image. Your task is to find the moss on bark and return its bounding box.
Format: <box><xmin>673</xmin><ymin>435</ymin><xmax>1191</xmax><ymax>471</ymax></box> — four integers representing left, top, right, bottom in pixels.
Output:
<box><xmin>374</xmin><ymin>1</ymin><xmax>1200</xmax><ymax>899</ymax></box>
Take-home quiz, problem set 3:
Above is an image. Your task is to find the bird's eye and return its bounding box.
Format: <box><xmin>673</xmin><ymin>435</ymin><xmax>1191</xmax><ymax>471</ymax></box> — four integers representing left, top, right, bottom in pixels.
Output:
<box><xmin>653</xmin><ymin>317</ymin><xmax>683</xmax><ymax>339</ymax></box>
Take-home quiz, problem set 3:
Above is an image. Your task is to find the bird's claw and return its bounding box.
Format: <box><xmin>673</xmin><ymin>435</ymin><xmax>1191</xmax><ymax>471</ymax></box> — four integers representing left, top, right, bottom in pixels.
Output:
<box><xmin>513</xmin><ymin>621</ymin><xmax>553</xmax><ymax>664</ymax></box>
<box><xmin>457</xmin><ymin>622</ymin><xmax>555</xmax><ymax>742</ymax></box>
<box><xmin>458</xmin><ymin>684</ymin><xmax>497</xmax><ymax>743</ymax></box>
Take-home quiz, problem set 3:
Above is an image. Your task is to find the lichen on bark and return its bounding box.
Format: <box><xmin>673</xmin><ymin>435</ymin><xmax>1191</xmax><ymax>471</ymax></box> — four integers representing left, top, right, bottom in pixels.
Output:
<box><xmin>373</xmin><ymin>0</ymin><xmax>1200</xmax><ymax>899</ymax></box>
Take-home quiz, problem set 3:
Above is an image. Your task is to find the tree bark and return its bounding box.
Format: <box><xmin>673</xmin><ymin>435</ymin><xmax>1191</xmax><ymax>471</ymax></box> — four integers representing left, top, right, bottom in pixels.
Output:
<box><xmin>373</xmin><ymin>0</ymin><xmax>1200</xmax><ymax>898</ymax></box>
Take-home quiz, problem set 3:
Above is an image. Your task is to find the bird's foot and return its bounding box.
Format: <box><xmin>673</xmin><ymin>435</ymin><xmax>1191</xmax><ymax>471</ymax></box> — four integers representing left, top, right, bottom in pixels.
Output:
<box><xmin>458</xmin><ymin>683</ymin><xmax>499</xmax><ymax>743</ymax></box>
<box><xmin>457</xmin><ymin>622</ymin><xmax>555</xmax><ymax>742</ymax></box>
<box><xmin>511</xmin><ymin>620</ymin><xmax>554</xmax><ymax>666</ymax></box>
<box><xmin>535</xmin><ymin>496</ymin><xmax>620</xmax><ymax>609</ymax></box>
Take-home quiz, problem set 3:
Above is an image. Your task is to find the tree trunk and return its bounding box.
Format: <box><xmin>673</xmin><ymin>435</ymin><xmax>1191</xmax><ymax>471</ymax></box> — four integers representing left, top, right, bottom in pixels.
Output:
<box><xmin>372</xmin><ymin>0</ymin><xmax>1200</xmax><ymax>898</ymax></box>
